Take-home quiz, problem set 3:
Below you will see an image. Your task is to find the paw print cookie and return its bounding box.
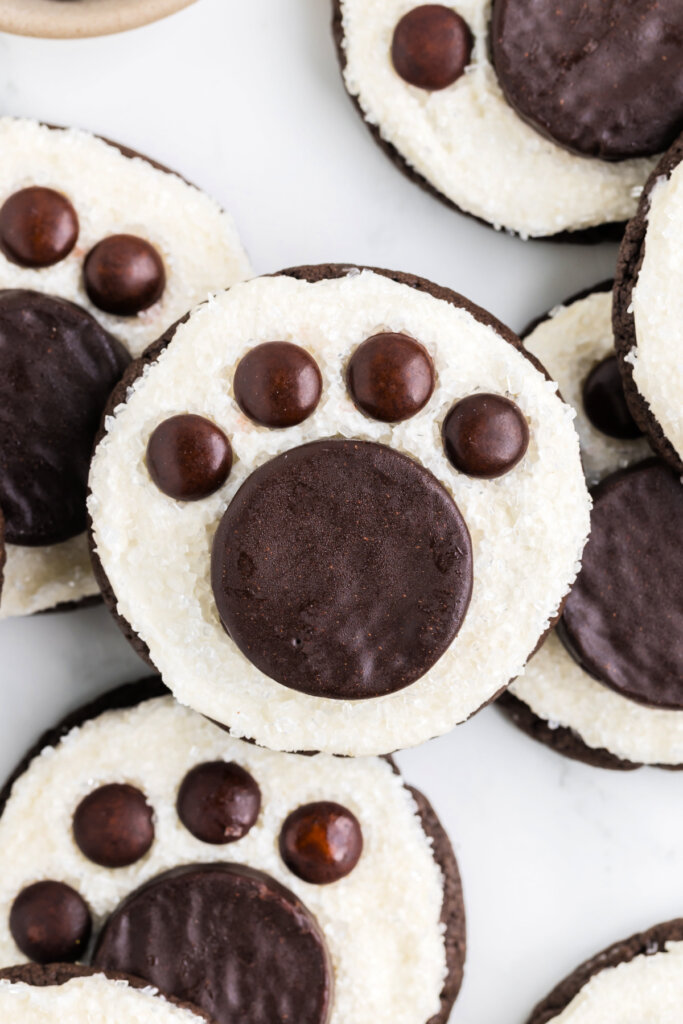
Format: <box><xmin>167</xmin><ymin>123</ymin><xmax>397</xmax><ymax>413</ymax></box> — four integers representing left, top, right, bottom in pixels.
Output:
<box><xmin>0</xmin><ymin>964</ymin><xmax>212</xmax><ymax>1023</ymax></box>
<box><xmin>333</xmin><ymin>1</ymin><xmax>683</xmax><ymax>237</ymax></box>
<box><xmin>88</xmin><ymin>264</ymin><xmax>591</xmax><ymax>755</ymax></box>
<box><xmin>0</xmin><ymin>117</ymin><xmax>250</xmax><ymax>620</ymax></box>
<box><xmin>0</xmin><ymin>679</ymin><xmax>466</xmax><ymax>1024</ymax></box>
<box><xmin>614</xmin><ymin>131</ymin><xmax>683</xmax><ymax>474</ymax></box>
<box><xmin>525</xmin><ymin>919</ymin><xmax>683</xmax><ymax>1024</ymax></box>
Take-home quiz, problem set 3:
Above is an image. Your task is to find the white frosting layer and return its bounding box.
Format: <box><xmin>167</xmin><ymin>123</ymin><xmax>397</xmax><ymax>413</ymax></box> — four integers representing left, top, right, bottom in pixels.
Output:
<box><xmin>524</xmin><ymin>290</ymin><xmax>651</xmax><ymax>486</ymax></box>
<box><xmin>0</xmin><ymin>975</ymin><xmax>206</xmax><ymax>1023</ymax></box>
<box><xmin>0</xmin><ymin>697</ymin><xmax>448</xmax><ymax>1024</ymax></box>
<box><xmin>89</xmin><ymin>270</ymin><xmax>590</xmax><ymax>755</ymax></box>
<box><xmin>631</xmin><ymin>159</ymin><xmax>683</xmax><ymax>460</ymax></box>
<box><xmin>339</xmin><ymin>0</ymin><xmax>655</xmax><ymax>237</ymax></box>
<box><xmin>549</xmin><ymin>940</ymin><xmax>683</xmax><ymax>1024</ymax></box>
<box><xmin>0</xmin><ymin>117</ymin><xmax>251</xmax><ymax>619</ymax></box>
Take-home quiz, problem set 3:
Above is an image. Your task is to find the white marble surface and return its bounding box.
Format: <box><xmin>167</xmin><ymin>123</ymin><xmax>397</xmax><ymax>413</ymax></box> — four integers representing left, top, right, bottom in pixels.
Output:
<box><xmin>0</xmin><ymin>1</ymin><xmax>680</xmax><ymax>1022</ymax></box>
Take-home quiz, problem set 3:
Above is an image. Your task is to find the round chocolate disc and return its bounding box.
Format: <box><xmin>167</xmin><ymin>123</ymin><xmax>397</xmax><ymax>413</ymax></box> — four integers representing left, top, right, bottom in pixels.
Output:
<box><xmin>443</xmin><ymin>393</ymin><xmax>529</xmax><ymax>478</ymax></box>
<box><xmin>84</xmin><ymin>234</ymin><xmax>166</xmax><ymax>316</ymax></box>
<box><xmin>177</xmin><ymin>762</ymin><xmax>261</xmax><ymax>845</ymax></box>
<box><xmin>234</xmin><ymin>342</ymin><xmax>322</xmax><ymax>428</ymax></box>
<box><xmin>94</xmin><ymin>863</ymin><xmax>332</xmax><ymax>1024</ymax></box>
<box><xmin>392</xmin><ymin>5</ymin><xmax>473</xmax><ymax>91</ymax></box>
<box><xmin>491</xmin><ymin>0</ymin><xmax>683</xmax><ymax>160</ymax></box>
<box><xmin>582</xmin><ymin>355</ymin><xmax>642</xmax><ymax>440</ymax></box>
<box><xmin>347</xmin><ymin>332</ymin><xmax>435</xmax><ymax>422</ymax></box>
<box><xmin>0</xmin><ymin>187</ymin><xmax>79</xmax><ymax>268</ymax></box>
<box><xmin>280</xmin><ymin>802</ymin><xmax>363</xmax><ymax>884</ymax></box>
<box><xmin>10</xmin><ymin>880</ymin><xmax>91</xmax><ymax>964</ymax></box>
<box><xmin>211</xmin><ymin>439</ymin><xmax>472</xmax><ymax>700</ymax></box>
<box><xmin>147</xmin><ymin>414</ymin><xmax>233</xmax><ymax>501</ymax></box>
<box><xmin>560</xmin><ymin>460</ymin><xmax>683</xmax><ymax>709</ymax></box>
<box><xmin>73</xmin><ymin>783</ymin><xmax>155</xmax><ymax>868</ymax></box>
<box><xmin>0</xmin><ymin>289</ymin><xmax>130</xmax><ymax>546</ymax></box>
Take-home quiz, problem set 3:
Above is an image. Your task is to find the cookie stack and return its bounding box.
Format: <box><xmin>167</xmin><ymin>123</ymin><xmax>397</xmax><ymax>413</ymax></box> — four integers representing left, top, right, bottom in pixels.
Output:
<box><xmin>0</xmin><ymin>1</ymin><xmax>681</xmax><ymax>1022</ymax></box>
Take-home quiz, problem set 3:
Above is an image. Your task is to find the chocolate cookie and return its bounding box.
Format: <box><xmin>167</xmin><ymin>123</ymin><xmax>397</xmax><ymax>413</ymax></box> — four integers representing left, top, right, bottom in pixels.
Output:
<box><xmin>525</xmin><ymin>919</ymin><xmax>683</xmax><ymax>1024</ymax></box>
<box><xmin>0</xmin><ymin>681</ymin><xmax>465</xmax><ymax>1024</ymax></box>
<box><xmin>88</xmin><ymin>263</ymin><xmax>590</xmax><ymax>756</ymax></box>
<box><xmin>333</xmin><ymin>1</ymin><xmax>672</xmax><ymax>238</ymax></box>
<box><xmin>0</xmin><ymin>963</ymin><xmax>214</xmax><ymax>1022</ymax></box>
<box><xmin>614</xmin><ymin>132</ymin><xmax>683</xmax><ymax>474</ymax></box>
<box><xmin>0</xmin><ymin>116</ymin><xmax>250</xmax><ymax>620</ymax></box>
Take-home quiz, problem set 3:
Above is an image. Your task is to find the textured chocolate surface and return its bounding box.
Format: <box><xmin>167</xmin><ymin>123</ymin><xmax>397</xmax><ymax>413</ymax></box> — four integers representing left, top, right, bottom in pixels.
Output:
<box><xmin>0</xmin><ymin>289</ymin><xmax>130</xmax><ymax>546</ymax></box>
<box><xmin>176</xmin><ymin>762</ymin><xmax>261</xmax><ymax>845</ymax></box>
<box><xmin>234</xmin><ymin>341</ymin><xmax>322</xmax><ymax>428</ymax></box>
<box><xmin>560</xmin><ymin>460</ymin><xmax>683</xmax><ymax>709</ymax></box>
<box><xmin>0</xmin><ymin>186</ymin><xmax>78</xmax><ymax>268</ymax></box>
<box><xmin>442</xmin><ymin>393</ymin><xmax>529</xmax><ymax>478</ymax></box>
<box><xmin>391</xmin><ymin>5</ymin><xmax>472</xmax><ymax>91</ymax></box>
<box><xmin>73</xmin><ymin>783</ymin><xmax>155</xmax><ymax>868</ymax></box>
<box><xmin>10</xmin><ymin>880</ymin><xmax>91</xmax><ymax>964</ymax></box>
<box><xmin>279</xmin><ymin>802</ymin><xmax>363</xmax><ymax>884</ymax></box>
<box><xmin>147</xmin><ymin>414</ymin><xmax>233</xmax><ymax>501</ymax></box>
<box><xmin>526</xmin><ymin>919</ymin><xmax>683</xmax><ymax>1024</ymax></box>
<box><xmin>211</xmin><ymin>438</ymin><xmax>473</xmax><ymax>700</ymax></box>
<box><xmin>84</xmin><ymin>233</ymin><xmax>165</xmax><ymax>316</ymax></box>
<box><xmin>491</xmin><ymin>0</ymin><xmax>683</xmax><ymax>161</ymax></box>
<box><xmin>94</xmin><ymin>863</ymin><xmax>333</xmax><ymax>1024</ymax></box>
<box><xmin>347</xmin><ymin>331</ymin><xmax>435</xmax><ymax>422</ymax></box>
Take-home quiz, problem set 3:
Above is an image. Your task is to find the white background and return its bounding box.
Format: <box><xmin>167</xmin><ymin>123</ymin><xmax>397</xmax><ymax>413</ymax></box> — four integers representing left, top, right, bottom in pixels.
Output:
<box><xmin>0</xmin><ymin>2</ymin><xmax>681</xmax><ymax>1022</ymax></box>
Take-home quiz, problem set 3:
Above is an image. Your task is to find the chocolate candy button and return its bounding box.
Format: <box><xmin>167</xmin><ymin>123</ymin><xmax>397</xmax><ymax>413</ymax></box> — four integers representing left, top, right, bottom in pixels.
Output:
<box><xmin>10</xmin><ymin>881</ymin><xmax>91</xmax><ymax>964</ymax></box>
<box><xmin>94</xmin><ymin>863</ymin><xmax>332</xmax><ymax>1024</ymax></box>
<box><xmin>347</xmin><ymin>332</ymin><xmax>435</xmax><ymax>422</ymax></box>
<box><xmin>582</xmin><ymin>355</ymin><xmax>642</xmax><ymax>440</ymax></box>
<box><xmin>211</xmin><ymin>439</ymin><xmax>472</xmax><ymax>700</ymax></box>
<box><xmin>443</xmin><ymin>393</ymin><xmax>529</xmax><ymax>478</ymax></box>
<box><xmin>0</xmin><ymin>290</ymin><xmax>130</xmax><ymax>546</ymax></box>
<box><xmin>147</xmin><ymin>414</ymin><xmax>233</xmax><ymax>501</ymax></box>
<box><xmin>234</xmin><ymin>342</ymin><xmax>322</xmax><ymax>428</ymax></box>
<box><xmin>0</xmin><ymin>187</ymin><xmax>79</xmax><ymax>268</ymax></box>
<box><xmin>559</xmin><ymin>460</ymin><xmax>683</xmax><ymax>709</ymax></box>
<box><xmin>392</xmin><ymin>5</ymin><xmax>473</xmax><ymax>91</ymax></box>
<box><xmin>73</xmin><ymin>783</ymin><xmax>154</xmax><ymax>868</ymax></box>
<box><xmin>84</xmin><ymin>234</ymin><xmax>165</xmax><ymax>316</ymax></box>
<box><xmin>280</xmin><ymin>802</ymin><xmax>363</xmax><ymax>884</ymax></box>
<box><xmin>177</xmin><ymin>762</ymin><xmax>261</xmax><ymax>844</ymax></box>
<box><xmin>491</xmin><ymin>0</ymin><xmax>683</xmax><ymax>160</ymax></box>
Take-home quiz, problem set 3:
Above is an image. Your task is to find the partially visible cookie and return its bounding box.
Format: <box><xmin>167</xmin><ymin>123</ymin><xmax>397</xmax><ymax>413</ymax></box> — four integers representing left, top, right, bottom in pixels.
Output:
<box><xmin>614</xmin><ymin>132</ymin><xmax>683</xmax><ymax>473</ymax></box>
<box><xmin>0</xmin><ymin>117</ymin><xmax>250</xmax><ymax>620</ymax></box>
<box><xmin>526</xmin><ymin>919</ymin><xmax>683</xmax><ymax>1024</ymax></box>
<box><xmin>0</xmin><ymin>963</ymin><xmax>213</xmax><ymax>1023</ymax></box>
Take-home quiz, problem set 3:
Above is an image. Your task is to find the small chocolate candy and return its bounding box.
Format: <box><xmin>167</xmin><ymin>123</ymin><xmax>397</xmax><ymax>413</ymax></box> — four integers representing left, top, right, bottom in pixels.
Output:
<box><xmin>559</xmin><ymin>459</ymin><xmax>683</xmax><ymax>709</ymax></box>
<box><xmin>177</xmin><ymin>762</ymin><xmax>261</xmax><ymax>844</ymax></box>
<box><xmin>582</xmin><ymin>355</ymin><xmax>642</xmax><ymax>440</ymax></box>
<box><xmin>280</xmin><ymin>802</ymin><xmax>363</xmax><ymax>884</ymax></box>
<box><xmin>234</xmin><ymin>341</ymin><xmax>322</xmax><ymax>428</ymax></box>
<box><xmin>146</xmin><ymin>414</ymin><xmax>233</xmax><ymax>501</ymax></box>
<box><xmin>94</xmin><ymin>864</ymin><xmax>332</xmax><ymax>1024</ymax></box>
<box><xmin>10</xmin><ymin>881</ymin><xmax>91</xmax><ymax>964</ymax></box>
<box><xmin>392</xmin><ymin>4</ymin><xmax>473</xmax><ymax>91</ymax></box>
<box><xmin>73</xmin><ymin>783</ymin><xmax>154</xmax><ymax>868</ymax></box>
<box><xmin>84</xmin><ymin>234</ymin><xmax>165</xmax><ymax>316</ymax></box>
<box><xmin>211</xmin><ymin>439</ymin><xmax>472</xmax><ymax>700</ymax></box>
<box><xmin>443</xmin><ymin>393</ymin><xmax>529</xmax><ymax>478</ymax></box>
<box><xmin>347</xmin><ymin>332</ymin><xmax>435</xmax><ymax>422</ymax></box>
<box><xmin>0</xmin><ymin>187</ymin><xmax>79</xmax><ymax>268</ymax></box>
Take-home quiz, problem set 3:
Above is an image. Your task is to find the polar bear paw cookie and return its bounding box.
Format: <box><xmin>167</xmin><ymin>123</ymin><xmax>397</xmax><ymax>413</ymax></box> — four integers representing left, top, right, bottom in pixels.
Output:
<box><xmin>0</xmin><ymin>117</ymin><xmax>250</xmax><ymax>620</ymax></box>
<box><xmin>0</xmin><ymin>964</ymin><xmax>213</xmax><ymax>1023</ymax></box>
<box><xmin>525</xmin><ymin>919</ymin><xmax>683</xmax><ymax>1024</ymax></box>
<box><xmin>614</xmin><ymin>132</ymin><xmax>683</xmax><ymax>474</ymax></box>
<box><xmin>0</xmin><ymin>680</ymin><xmax>466</xmax><ymax>1024</ymax></box>
<box><xmin>88</xmin><ymin>264</ymin><xmax>591</xmax><ymax>755</ymax></box>
<box><xmin>333</xmin><ymin>1</ymin><xmax>683</xmax><ymax>238</ymax></box>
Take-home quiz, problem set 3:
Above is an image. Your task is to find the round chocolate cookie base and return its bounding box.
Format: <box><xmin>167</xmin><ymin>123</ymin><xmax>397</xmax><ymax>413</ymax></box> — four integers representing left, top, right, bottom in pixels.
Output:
<box><xmin>526</xmin><ymin>919</ymin><xmax>683</xmax><ymax>1024</ymax></box>
<box><xmin>331</xmin><ymin>2</ymin><xmax>626</xmax><ymax>243</ymax></box>
<box><xmin>0</xmin><ymin>506</ymin><xmax>4</xmax><ymax>601</ymax></box>
<box><xmin>613</xmin><ymin>134</ymin><xmax>683</xmax><ymax>474</ymax></box>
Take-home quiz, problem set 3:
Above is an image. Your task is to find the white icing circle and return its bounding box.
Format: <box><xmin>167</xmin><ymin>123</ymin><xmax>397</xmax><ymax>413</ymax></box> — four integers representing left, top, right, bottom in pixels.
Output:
<box><xmin>0</xmin><ymin>696</ymin><xmax>448</xmax><ymax>1024</ymax></box>
<box><xmin>0</xmin><ymin>974</ymin><xmax>207</xmax><ymax>1023</ymax></box>
<box><xmin>338</xmin><ymin>0</ymin><xmax>655</xmax><ymax>237</ymax></box>
<box><xmin>88</xmin><ymin>269</ymin><xmax>590</xmax><ymax>755</ymax></box>
<box><xmin>630</xmin><ymin>158</ymin><xmax>683</xmax><ymax>461</ymax></box>
<box><xmin>0</xmin><ymin>117</ymin><xmax>251</xmax><ymax>620</ymax></box>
